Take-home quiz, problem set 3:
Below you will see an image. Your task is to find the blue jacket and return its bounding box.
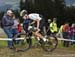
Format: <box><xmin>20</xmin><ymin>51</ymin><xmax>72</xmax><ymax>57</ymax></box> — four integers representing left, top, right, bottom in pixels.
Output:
<box><xmin>23</xmin><ymin>19</ymin><xmax>32</xmax><ymax>24</ymax></box>
<box><xmin>2</xmin><ymin>15</ymin><xmax>14</xmax><ymax>28</ymax></box>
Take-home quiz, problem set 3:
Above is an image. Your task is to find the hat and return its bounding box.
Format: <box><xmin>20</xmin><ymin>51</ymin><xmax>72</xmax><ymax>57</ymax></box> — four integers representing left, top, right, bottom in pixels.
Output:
<box><xmin>7</xmin><ymin>10</ymin><xmax>13</xmax><ymax>14</ymax></box>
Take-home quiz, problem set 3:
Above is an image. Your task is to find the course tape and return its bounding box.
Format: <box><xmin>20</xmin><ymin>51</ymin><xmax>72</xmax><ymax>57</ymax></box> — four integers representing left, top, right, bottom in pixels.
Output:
<box><xmin>57</xmin><ymin>38</ymin><xmax>75</xmax><ymax>42</ymax></box>
<box><xmin>0</xmin><ymin>38</ymin><xmax>24</xmax><ymax>41</ymax></box>
<box><xmin>0</xmin><ymin>38</ymin><xmax>74</xmax><ymax>42</ymax></box>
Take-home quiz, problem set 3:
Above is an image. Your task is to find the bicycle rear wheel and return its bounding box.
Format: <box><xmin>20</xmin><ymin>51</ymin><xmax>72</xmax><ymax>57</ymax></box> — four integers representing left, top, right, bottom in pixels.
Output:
<box><xmin>12</xmin><ymin>33</ymin><xmax>32</xmax><ymax>52</ymax></box>
<box><xmin>41</xmin><ymin>36</ymin><xmax>58</xmax><ymax>52</ymax></box>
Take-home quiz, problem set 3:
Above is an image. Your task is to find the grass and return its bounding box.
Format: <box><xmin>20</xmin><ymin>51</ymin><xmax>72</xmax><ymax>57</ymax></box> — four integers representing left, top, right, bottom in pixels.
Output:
<box><xmin>0</xmin><ymin>35</ymin><xmax>8</xmax><ymax>47</ymax></box>
<box><xmin>57</xmin><ymin>40</ymin><xmax>63</xmax><ymax>48</ymax></box>
<box><xmin>0</xmin><ymin>41</ymin><xmax>7</xmax><ymax>47</ymax></box>
<box><xmin>0</xmin><ymin>36</ymin><xmax>8</xmax><ymax>47</ymax></box>
<box><xmin>0</xmin><ymin>36</ymin><xmax>75</xmax><ymax>49</ymax></box>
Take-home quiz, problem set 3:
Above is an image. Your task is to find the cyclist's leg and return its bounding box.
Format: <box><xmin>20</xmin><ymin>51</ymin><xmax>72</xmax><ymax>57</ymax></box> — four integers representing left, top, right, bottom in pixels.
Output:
<box><xmin>33</xmin><ymin>30</ymin><xmax>47</xmax><ymax>42</ymax></box>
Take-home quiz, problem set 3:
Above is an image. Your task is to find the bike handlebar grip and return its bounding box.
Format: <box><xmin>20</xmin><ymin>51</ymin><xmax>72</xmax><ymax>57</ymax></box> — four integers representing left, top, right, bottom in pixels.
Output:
<box><xmin>28</xmin><ymin>26</ymin><xmax>33</xmax><ymax>30</ymax></box>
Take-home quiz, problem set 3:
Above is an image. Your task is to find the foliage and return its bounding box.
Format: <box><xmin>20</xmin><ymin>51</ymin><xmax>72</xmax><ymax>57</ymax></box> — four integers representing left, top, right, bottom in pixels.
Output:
<box><xmin>20</xmin><ymin>0</ymin><xmax>65</xmax><ymax>27</ymax></box>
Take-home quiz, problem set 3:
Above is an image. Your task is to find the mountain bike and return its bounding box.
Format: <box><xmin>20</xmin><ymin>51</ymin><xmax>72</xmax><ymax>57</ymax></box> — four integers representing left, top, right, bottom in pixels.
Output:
<box><xmin>12</xmin><ymin>23</ymin><xmax>58</xmax><ymax>52</ymax></box>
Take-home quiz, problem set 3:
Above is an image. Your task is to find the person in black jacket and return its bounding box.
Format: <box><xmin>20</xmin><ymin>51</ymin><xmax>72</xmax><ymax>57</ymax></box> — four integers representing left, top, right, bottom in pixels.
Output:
<box><xmin>2</xmin><ymin>10</ymin><xmax>14</xmax><ymax>49</ymax></box>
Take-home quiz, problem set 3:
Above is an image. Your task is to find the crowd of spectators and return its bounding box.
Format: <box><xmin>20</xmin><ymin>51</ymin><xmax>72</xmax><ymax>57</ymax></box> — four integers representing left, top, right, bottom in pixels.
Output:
<box><xmin>1</xmin><ymin>9</ymin><xmax>75</xmax><ymax>49</ymax></box>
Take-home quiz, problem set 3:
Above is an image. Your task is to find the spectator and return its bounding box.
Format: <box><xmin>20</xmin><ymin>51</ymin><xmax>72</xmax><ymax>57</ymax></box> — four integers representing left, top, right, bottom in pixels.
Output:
<box><xmin>17</xmin><ymin>19</ymin><xmax>22</xmax><ymax>40</ymax></box>
<box><xmin>57</xmin><ymin>24</ymin><xmax>64</xmax><ymax>38</ymax></box>
<box><xmin>46</xmin><ymin>19</ymin><xmax>52</xmax><ymax>35</ymax></box>
<box><xmin>49</xmin><ymin>18</ymin><xmax>58</xmax><ymax>35</ymax></box>
<box><xmin>20</xmin><ymin>10</ymin><xmax>32</xmax><ymax>33</ymax></box>
<box><xmin>62</xmin><ymin>22</ymin><xmax>70</xmax><ymax>47</ymax></box>
<box><xmin>70</xmin><ymin>23</ymin><xmax>75</xmax><ymax>45</ymax></box>
<box><xmin>20</xmin><ymin>10</ymin><xmax>32</xmax><ymax>45</ymax></box>
<box><xmin>12</xmin><ymin>14</ymin><xmax>21</xmax><ymax>44</ymax></box>
<box><xmin>23</xmin><ymin>16</ymin><xmax>32</xmax><ymax>34</ymax></box>
<box><xmin>12</xmin><ymin>14</ymin><xmax>19</xmax><ymax>36</ymax></box>
<box><xmin>17</xmin><ymin>19</ymin><xmax>22</xmax><ymax>33</ymax></box>
<box><xmin>2</xmin><ymin>10</ymin><xmax>14</xmax><ymax>49</ymax></box>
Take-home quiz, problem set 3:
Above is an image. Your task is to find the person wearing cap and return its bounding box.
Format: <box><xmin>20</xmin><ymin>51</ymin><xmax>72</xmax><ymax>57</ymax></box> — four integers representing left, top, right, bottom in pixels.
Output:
<box><xmin>2</xmin><ymin>10</ymin><xmax>14</xmax><ymax>49</ymax></box>
<box><xmin>20</xmin><ymin>10</ymin><xmax>48</xmax><ymax>42</ymax></box>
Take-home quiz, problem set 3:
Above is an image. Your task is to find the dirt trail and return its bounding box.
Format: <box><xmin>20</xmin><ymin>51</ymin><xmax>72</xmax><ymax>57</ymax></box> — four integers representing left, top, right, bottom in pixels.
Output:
<box><xmin>0</xmin><ymin>47</ymin><xmax>75</xmax><ymax>57</ymax></box>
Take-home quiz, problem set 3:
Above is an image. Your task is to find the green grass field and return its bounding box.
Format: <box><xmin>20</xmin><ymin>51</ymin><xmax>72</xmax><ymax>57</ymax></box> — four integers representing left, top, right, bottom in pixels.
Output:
<box><xmin>0</xmin><ymin>37</ymin><xmax>75</xmax><ymax>49</ymax></box>
<box><xmin>0</xmin><ymin>36</ymin><xmax>75</xmax><ymax>57</ymax></box>
<box><xmin>0</xmin><ymin>37</ymin><xmax>8</xmax><ymax>47</ymax></box>
<box><xmin>0</xmin><ymin>28</ymin><xmax>74</xmax><ymax>48</ymax></box>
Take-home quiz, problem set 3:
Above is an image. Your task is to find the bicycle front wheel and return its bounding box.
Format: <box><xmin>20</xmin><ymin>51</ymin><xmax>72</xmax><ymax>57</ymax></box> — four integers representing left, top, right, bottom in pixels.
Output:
<box><xmin>41</xmin><ymin>36</ymin><xmax>58</xmax><ymax>52</ymax></box>
<box><xmin>12</xmin><ymin>33</ymin><xmax>32</xmax><ymax>52</ymax></box>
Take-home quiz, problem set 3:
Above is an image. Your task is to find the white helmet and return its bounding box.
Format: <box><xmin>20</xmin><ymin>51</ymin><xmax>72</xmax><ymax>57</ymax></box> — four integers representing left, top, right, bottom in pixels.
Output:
<box><xmin>20</xmin><ymin>10</ymin><xmax>27</xmax><ymax>17</ymax></box>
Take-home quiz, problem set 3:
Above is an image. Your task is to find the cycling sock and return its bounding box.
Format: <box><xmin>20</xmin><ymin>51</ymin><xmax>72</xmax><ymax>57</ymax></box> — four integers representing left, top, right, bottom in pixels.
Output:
<box><xmin>43</xmin><ymin>38</ymin><xmax>47</xmax><ymax>42</ymax></box>
<box><xmin>37</xmin><ymin>37</ymin><xmax>40</xmax><ymax>41</ymax></box>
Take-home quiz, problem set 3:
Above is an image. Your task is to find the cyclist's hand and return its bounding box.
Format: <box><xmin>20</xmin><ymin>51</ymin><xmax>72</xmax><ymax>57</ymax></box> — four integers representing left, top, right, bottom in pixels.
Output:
<box><xmin>37</xmin><ymin>28</ymin><xmax>40</xmax><ymax>31</ymax></box>
<box><xmin>28</xmin><ymin>26</ymin><xmax>32</xmax><ymax>30</ymax></box>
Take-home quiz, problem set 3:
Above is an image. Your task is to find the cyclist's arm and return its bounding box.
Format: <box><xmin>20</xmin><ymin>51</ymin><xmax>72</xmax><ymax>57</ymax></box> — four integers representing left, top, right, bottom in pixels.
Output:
<box><xmin>36</xmin><ymin>19</ymin><xmax>40</xmax><ymax>32</ymax></box>
<box><xmin>30</xmin><ymin>20</ymin><xmax>40</xmax><ymax>29</ymax></box>
<box><xmin>31</xmin><ymin>20</ymin><xmax>36</xmax><ymax>25</ymax></box>
<box><xmin>36</xmin><ymin>19</ymin><xmax>40</xmax><ymax>29</ymax></box>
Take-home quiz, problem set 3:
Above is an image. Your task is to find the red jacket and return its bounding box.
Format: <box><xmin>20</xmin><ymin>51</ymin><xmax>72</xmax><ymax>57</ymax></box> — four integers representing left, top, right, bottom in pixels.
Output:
<box><xmin>17</xmin><ymin>24</ymin><xmax>22</xmax><ymax>32</ymax></box>
<box><xmin>62</xmin><ymin>24</ymin><xmax>70</xmax><ymax>32</ymax></box>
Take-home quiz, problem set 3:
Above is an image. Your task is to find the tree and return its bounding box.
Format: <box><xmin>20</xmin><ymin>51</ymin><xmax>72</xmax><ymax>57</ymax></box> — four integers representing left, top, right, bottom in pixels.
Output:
<box><xmin>20</xmin><ymin>0</ymin><xmax>66</xmax><ymax>26</ymax></box>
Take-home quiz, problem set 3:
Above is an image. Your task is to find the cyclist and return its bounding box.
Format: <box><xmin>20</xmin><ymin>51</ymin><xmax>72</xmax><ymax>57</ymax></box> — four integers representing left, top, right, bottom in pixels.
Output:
<box><xmin>20</xmin><ymin>10</ymin><xmax>47</xmax><ymax>42</ymax></box>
